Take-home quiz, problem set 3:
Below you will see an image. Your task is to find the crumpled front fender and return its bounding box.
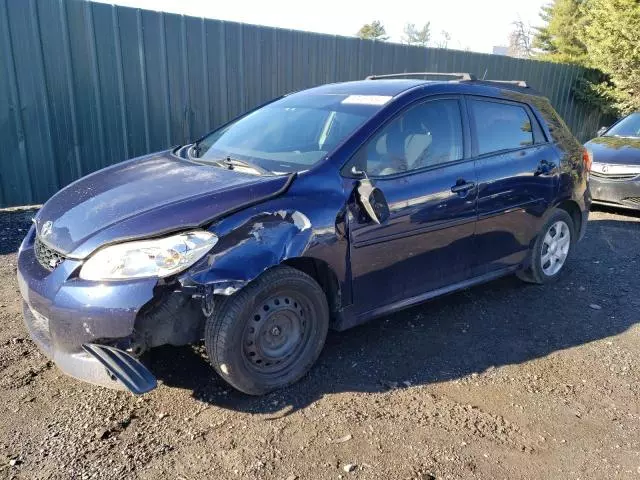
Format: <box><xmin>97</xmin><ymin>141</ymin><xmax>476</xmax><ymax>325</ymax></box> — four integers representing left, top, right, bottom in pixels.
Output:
<box><xmin>181</xmin><ymin>209</ymin><xmax>315</xmax><ymax>294</ymax></box>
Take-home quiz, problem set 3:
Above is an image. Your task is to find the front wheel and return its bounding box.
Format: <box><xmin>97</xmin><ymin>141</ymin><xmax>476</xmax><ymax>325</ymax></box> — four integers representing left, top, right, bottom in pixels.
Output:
<box><xmin>204</xmin><ymin>266</ymin><xmax>329</xmax><ymax>395</ymax></box>
<box><xmin>517</xmin><ymin>209</ymin><xmax>576</xmax><ymax>284</ymax></box>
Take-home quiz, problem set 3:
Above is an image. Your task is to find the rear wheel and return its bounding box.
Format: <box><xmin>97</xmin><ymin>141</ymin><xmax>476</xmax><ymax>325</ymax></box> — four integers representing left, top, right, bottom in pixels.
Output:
<box><xmin>517</xmin><ymin>209</ymin><xmax>575</xmax><ymax>284</ymax></box>
<box><xmin>205</xmin><ymin>266</ymin><xmax>329</xmax><ymax>395</ymax></box>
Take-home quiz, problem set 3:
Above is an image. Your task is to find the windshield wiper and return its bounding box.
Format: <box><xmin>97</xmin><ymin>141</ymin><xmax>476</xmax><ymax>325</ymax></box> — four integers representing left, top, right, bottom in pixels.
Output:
<box><xmin>211</xmin><ymin>156</ymin><xmax>271</xmax><ymax>175</ymax></box>
<box><xmin>187</xmin><ymin>145</ymin><xmax>272</xmax><ymax>175</ymax></box>
<box><xmin>191</xmin><ymin>141</ymin><xmax>202</xmax><ymax>157</ymax></box>
<box><xmin>186</xmin><ymin>141</ymin><xmax>202</xmax><ymax>159</ymax></box>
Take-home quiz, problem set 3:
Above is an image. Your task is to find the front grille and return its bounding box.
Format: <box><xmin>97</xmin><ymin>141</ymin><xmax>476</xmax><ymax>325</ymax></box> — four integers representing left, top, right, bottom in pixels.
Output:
<box><xmin>590</xmin><ymin>171</ymin><xmax>638</xmax><ymax>181</ymax></box>
<box><xmin>34</xmin><ymin>237</ymin><xmax>65</xmax><ymax>271</ymax></box>
<box><xmin>622</xmin><ymin>197</ymin><xmax>640</xmax><ymax>206</ymax></box>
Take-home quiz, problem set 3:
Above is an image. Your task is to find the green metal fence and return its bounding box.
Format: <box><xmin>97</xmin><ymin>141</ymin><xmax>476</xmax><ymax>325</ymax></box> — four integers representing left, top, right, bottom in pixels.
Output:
<box><xmin>0</xmin><ymin>0</ymin><xmax>604</xmax><ymax>206</ymax></box>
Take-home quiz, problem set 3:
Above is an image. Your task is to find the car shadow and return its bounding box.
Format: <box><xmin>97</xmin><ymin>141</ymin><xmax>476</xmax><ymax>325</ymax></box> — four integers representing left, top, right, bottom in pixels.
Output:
<box><xmin>151</xmin><ymin>214</ymin><xmax>640</xmax><ymax>414</ymax></box>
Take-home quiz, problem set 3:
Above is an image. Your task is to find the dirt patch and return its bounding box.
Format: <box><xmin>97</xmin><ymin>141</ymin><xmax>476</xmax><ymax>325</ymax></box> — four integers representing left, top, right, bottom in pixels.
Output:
<box><xmin>1</xmin><ymin>206</ymin><xmax>639</xmax><ymax>479</ymax></box>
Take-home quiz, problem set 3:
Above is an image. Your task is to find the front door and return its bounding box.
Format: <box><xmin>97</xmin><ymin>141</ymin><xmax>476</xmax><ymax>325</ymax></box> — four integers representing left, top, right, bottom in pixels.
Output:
<box><xmin>345</xmin><ymin>97</ymin><xmax>477</xmax><ymax>314</ymax></box>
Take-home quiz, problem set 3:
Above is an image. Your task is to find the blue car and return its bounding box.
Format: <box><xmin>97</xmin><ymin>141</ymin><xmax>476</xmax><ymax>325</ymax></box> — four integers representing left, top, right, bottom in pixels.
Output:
<box><xmin>17</xmin><ymin>73</ymin><xmax>591</xmax><ymax>395</ymax></box>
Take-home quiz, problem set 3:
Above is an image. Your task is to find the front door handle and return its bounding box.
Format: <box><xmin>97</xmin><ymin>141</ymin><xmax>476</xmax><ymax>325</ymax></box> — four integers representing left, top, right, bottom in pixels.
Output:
<box><xmin>451</xmin><ymin>181</ymin><xmax>475</xmax><ymax>193</ymax></box>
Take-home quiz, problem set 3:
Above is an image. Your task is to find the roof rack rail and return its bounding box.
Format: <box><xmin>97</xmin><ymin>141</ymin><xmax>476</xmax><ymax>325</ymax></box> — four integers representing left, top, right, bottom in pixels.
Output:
<box><xmin>365</xmin><ymin>72</ymin><xmax>476</xmax><ymax>81</ymax></box>
<box><xmin>482</xmin><ymin>79</ymin><xmax>529</xmax><ymax>88</ymax></box>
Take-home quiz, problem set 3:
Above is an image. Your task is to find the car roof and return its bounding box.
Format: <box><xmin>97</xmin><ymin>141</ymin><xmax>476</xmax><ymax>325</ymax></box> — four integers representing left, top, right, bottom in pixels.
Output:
<box><xmin>295</xmin><ymin>79</ymin><xmax>431</xmax><ymax>96</ymax></box>
<box><xmin>292</xmin><ymin>78</ymin><xmax>543</xmax><ymax>100</ymax></box>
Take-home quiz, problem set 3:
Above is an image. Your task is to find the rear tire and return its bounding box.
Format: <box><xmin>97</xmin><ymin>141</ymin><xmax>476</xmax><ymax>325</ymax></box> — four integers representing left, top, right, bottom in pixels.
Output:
<box><xmin>204</xmin><ymin>266</ymin><xmax>329</xmax><ymax>395</ymax></box>
<box><xmin>517</xmin><ymin>209</ymin><xmax>575</xmax><ymax>285</ymax></box>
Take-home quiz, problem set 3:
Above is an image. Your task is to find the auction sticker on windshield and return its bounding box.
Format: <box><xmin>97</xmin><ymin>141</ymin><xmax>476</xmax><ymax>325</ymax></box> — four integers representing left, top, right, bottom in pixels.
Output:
<box><xmin>341</xmin><ymin>95</ymin><xmax>392</xmax><ymax>105</ymax></box>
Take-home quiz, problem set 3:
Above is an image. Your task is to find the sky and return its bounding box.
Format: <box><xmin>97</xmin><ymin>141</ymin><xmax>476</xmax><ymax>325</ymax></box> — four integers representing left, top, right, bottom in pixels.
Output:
<box><xmin>91</xmin><ymin>0</ymin><xmax>549</xmax><ymax>54</ymax></box>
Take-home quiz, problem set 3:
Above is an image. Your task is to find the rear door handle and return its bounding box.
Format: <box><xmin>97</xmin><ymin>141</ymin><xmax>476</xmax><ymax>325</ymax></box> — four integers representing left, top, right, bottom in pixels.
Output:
<box><xmin>451</xmin><ymin>181</ymin><xmax>476</xmax><ymax>193</ymax></box>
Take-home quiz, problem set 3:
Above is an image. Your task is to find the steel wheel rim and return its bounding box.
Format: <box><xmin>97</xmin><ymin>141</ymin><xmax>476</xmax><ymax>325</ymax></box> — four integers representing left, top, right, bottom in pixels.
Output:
<box><xmin>243</xmin><ymin>293</ymin><xmax>311</xmax><ymax>375</ymax></box>
<box><xmin>541</xmin><ymin>220</ymin><xmax>571</xmax><ymax>276</ymax></box>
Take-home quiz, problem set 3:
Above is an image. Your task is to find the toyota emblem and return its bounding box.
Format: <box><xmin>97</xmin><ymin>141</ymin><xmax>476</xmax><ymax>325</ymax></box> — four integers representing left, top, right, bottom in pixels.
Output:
<box><xmin>40</xmin><ymin>221</ymin><xmax>53</xmax><ymax>238</ymax></box>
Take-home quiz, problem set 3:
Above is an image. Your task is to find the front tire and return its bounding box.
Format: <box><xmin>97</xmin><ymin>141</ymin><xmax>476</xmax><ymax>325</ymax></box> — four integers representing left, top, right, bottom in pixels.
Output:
<box><xmin>517</xmin><ymin>209</ymin><xmax>575</xmax><ymax>284</ymax></box>
<box><xmin>205</xmin><ymin>266</ymin><xmax>329</xmax><ymax>395</ymax></box>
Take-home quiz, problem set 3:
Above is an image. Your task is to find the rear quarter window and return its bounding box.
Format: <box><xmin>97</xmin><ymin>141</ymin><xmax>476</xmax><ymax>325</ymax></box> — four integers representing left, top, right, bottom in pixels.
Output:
<box><xmin>469</xmin><ymin>99</ymin><xmax>535</xmax><ymax>155</ymax></box>
<box><xmin>537</xmin><ymin>101</ymin><xmax>574</xmax><ymax>144</ymax></box>
<box><xmin>501</xmin><ymin>92</ymin><xmax>582</xmax><ymax>154</ymax></box>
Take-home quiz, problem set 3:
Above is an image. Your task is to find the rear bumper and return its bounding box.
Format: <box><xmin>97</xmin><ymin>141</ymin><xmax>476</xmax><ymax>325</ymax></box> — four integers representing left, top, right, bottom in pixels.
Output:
<box><xmin>578</xmin><ymin>186</ymin><xmax>592</xmax><ymax>242</ymax></box>
<box><xmin>590</xmin><ymin>176</ymin><xmax>640</xmax><ymax>210</ymax></box>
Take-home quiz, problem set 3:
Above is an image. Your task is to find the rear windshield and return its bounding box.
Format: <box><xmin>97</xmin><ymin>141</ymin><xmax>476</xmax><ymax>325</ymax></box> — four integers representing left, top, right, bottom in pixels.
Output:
<box><xmin>605</xmin><ymin>112</ymin><xmax>640</xmax><ymax>138</ymax></box>
<box><xmin>194</xmin><ymin>94</ymin><xmax>388</xmax><ymax>173</ymax></box>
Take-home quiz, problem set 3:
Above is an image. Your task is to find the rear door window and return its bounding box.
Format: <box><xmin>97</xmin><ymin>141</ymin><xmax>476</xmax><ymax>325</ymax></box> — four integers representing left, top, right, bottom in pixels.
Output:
<box><xmin>470</xmin><ymin>99</ymin><xmax>535</xmax><ymax>155</ymax></box>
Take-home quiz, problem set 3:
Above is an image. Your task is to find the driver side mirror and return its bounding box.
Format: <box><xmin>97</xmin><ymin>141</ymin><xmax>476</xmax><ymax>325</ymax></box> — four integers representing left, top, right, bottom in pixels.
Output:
<box><xmin>596</xmin><ymin>126</ymin><xmax>608</xmax><ymax>137</ymax></box>
<box><xmin>355</xmin><ymin>178</ymin><xmax>390</xmax><ymax>225</ymax></box>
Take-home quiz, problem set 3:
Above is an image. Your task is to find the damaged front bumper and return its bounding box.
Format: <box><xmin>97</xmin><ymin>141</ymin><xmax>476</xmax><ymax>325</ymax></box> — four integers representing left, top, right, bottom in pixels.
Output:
<box><xmin>21</xmin><ymin>302</ymin><xmax>127</xmax><ymax>391</ymax></box>
<box><xmin>22</xmin><ymin>300</ymin><xmax>156</xmax><ymax>393</ymax></box>
<box><xmin>17</xmin><ymin>248</ymin><xmax>159</xmax><ymax>392</ymax></box>
<box><xmin>16</xmin><ymin>227</ymin><xmax>197</xmax><ymax>394</ymax></box>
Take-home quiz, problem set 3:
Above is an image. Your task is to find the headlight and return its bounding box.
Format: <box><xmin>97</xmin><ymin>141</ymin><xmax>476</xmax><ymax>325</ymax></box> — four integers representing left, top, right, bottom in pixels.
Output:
<box><xmin>79</xmin><ymin>231</ymin><xmax>217</xmax><ymax>281</ymax></box>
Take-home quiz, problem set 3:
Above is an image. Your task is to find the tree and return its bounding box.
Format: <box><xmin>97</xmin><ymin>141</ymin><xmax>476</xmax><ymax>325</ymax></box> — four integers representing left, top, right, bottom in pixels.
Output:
<box><xmin>402</xmin><ymin>23</ymin><xmax>431</xmax><ymax>47</ymax></box>
<box><xmin>435</xmin><ymin>30</ymin><xmax>452</xmax><ymax>49</ymax></box>
<box><xmin>508</xmin><ymin>19</ymin><xmax>534</xmax><ymax>58</ymax></box>
<box><xmin>534</xmin><ymin>0</ymin><xmax>640</xmax><ymax>115</ymax></box>
<box><xmin>581</xmin><ymin>0</ymin><xmax>640</xmax><ymax>114</ymax></box>
<box><xmin>356</xmin><ymin>21</ymin><xmax>389</xmax><ymax>41</ymax></box>
<box><xmin>533</xmin><ymin>0</ymin><xmax>588</xmax><ymax>64</ymax></box>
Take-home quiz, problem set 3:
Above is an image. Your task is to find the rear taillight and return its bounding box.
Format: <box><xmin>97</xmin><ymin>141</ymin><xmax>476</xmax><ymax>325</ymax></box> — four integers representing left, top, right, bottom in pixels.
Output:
<box><xmin>583</xmin><ymin>148</ymin><xmax>592</xmax><ymax>171</ymax></box>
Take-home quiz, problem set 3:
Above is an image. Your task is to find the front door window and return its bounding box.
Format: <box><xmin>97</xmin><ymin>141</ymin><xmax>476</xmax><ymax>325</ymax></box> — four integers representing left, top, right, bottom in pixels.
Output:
<box><xmin>354</xmin><ymin>99</ymin><xmax>464</xmax><ymax>177</ymax></box>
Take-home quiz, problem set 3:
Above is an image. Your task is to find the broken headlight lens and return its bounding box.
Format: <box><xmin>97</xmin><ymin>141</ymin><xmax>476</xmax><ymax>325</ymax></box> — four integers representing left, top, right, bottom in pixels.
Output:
<box><xmin>79</xmin><ymin>231</ymin><xmax>217</xmax><ymax>281</ymax></box>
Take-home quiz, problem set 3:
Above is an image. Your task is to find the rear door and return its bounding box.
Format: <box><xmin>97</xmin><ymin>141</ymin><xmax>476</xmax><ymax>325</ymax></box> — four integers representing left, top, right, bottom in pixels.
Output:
<box><xmin>345</xmin><ymin>96</ymin><xmax>477</xmax><ymax>314</ymax></box>
<box><xmin>468</xmin><ymin>96</ymin><xmax>559</xmax><ymax>274</ymax></box>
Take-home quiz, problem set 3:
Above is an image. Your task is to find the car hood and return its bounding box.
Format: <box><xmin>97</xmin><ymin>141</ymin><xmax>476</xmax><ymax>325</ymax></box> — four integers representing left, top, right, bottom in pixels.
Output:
<box><xmin>585</xmin><ymin>136</ymin><xmax>640</xmax><ymax>165</ymax></box>
<box><xmin>34</xmin><ymin>150</ymin><xmax>293</xmax><ymax>258</ymax></box>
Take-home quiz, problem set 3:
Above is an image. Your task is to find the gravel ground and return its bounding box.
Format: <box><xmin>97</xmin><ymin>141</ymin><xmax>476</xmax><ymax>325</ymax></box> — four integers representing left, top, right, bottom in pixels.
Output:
<box><xmin>0</xmin><ymin>206</ymin><xmax>639</xmax><ymax>480</ymax></box>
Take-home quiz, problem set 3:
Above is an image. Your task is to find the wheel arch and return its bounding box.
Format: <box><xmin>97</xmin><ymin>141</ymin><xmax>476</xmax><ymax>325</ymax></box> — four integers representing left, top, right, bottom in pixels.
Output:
<box><xmin>282</xmin><ymin>256</ymin><xmax>342</xmax><ymax>323</ymax></box>
<box><xmin>554</xmin><ymin>199</ymin><xmax>583</xmax><ymax>237</ymax></box>
<box><xmin>180</xmin><ymin>207</ymin><xmax>347</xmax><ymax>326</ymax></box>
<box><xmin>521</xmin><ymin>199</ymin><xmax>582</xmax><ymax>272</ymax></box>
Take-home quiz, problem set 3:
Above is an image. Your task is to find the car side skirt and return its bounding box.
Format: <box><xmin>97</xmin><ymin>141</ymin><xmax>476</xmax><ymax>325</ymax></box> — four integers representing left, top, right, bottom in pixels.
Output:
<box><xmin>335</xmin><ymin>265</ymin><xmax>520</xmax><ymax>331</ymax></box>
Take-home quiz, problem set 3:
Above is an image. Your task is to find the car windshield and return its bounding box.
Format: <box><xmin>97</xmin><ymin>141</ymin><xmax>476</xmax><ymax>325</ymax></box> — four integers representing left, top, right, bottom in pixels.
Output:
<box><xmin>193</xmin><ymin>93</ymin><xmax>388</xmax><ymax>174</ymax></box>
<box><xmin>604</xmin><ymin>112</ymin><xmax>640</xmax><ymax>138</ymax></box>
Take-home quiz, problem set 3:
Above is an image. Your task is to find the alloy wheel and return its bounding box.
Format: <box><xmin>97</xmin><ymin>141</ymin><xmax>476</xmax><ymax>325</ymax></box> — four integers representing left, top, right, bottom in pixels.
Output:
<box><xmin>540</xmin><ymin>220</ymin><xmax>571</xmax><ymax>276</ymax></box>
